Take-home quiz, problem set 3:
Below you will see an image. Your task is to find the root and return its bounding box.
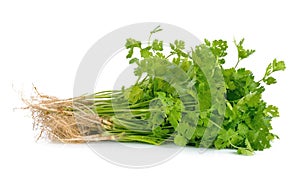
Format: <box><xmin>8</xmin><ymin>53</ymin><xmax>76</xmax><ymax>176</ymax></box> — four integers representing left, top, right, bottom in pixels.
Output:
<box><xmin>23</xmin><ymin>87</ymin><xmax>116</xmax><ymax>143</ymax></box>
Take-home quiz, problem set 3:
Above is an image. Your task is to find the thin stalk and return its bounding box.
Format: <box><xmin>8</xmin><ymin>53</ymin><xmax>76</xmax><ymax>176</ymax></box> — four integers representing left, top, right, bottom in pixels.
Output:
<box><xmin>234</xmin><ymin>59</ymin><xmax>240</xmax><ymax>69</ymax></box>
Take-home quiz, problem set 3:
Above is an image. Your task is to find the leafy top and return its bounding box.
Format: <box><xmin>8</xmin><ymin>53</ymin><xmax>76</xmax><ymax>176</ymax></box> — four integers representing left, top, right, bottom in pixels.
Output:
<box><xmin>120</xmin><ymin>27</ymin><xmax>285</xmax><ymax>155</ymax></box>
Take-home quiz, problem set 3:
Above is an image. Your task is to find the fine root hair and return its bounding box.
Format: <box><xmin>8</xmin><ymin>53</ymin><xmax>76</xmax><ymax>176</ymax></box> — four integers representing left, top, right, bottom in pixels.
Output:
<box><xmin>23</xmin><ymin>87</ymin><xmax>116</xmax><ymax>143</ymax></box>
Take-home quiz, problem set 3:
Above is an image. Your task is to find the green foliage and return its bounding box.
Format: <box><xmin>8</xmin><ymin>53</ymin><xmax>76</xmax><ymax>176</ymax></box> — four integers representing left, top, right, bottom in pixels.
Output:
<box><xmin>152</xmin><ymin>39</ymin><xmax>163</xmax><ymax>51</ymax></box>
<box><xmin>123</xmin><ymin>85</ymin><xmax>143</xmax><ymax>104</ymax></box>
<box><xmin>125</xmin><ymin>38</ymin><xmax>141</xmax><ymax>58</ymax></box>
<box><xmin>234</xmin><ymin>38</ymin><xmax>255</xmax><ymax>61</ymax></box>
<box><xmin>100</xmin><ymin>27</ymin><xmax>286</xmax><ymax>155</ymax></box>
<box><xmin>262</xmin><ymin>59</ymin><xmax>286</xmax><ymax>85</ymax></box>
<box><xmin>204</xmin><ymin>39</ymin><xmax>228</xmax><ymax>64</ymax></box>
<box><xmin>150</xmin><ymin>25</ymin><xmax>163</xmax><ymax>35</ymax></box>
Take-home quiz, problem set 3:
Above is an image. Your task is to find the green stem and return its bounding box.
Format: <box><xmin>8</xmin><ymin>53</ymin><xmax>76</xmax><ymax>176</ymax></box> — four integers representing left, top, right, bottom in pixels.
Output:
<box><xmin>234</xmin><ymin>59</ymin><xmax>240</xmax><ymax>69</ymax></box>
<box><xmin>166</xmin><ymin>53</ymin><xmax>175</xmax><ymax>59</ymax></box>
<box><xmin>209</xmin><ymin>119</ymin><xmax>222</xmax><ymax>129</ymax></box>
<box><xmin>229</xmin><ymin>140</ymin><xmax>240</xmax><ymax>149</ymax></box>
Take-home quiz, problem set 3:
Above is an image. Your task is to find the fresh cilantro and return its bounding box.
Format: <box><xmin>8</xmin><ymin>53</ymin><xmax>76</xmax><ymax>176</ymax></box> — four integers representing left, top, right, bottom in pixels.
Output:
<box><xmin>234</xmin><ymin>38</ymin><xmax>255</xmax><ymax>68</ymax></box>
<box><xmin>261</xmin><ymin>59</ymin><xmax>286</xmax><ymax>85</ymax></box>
<box><xmin>152</xmin><ymin>39</ymin><xmax>163</xmax><ymax>51</ymax></box>
<box><xmin>205</xmin><ymin>39</ymin><xmax>228</xmax><ymax>64</ymax></box>
<box><xmin>110</xmin><ymin>27</ymin><xmax>286</xmax><ymax>155</ymax></box>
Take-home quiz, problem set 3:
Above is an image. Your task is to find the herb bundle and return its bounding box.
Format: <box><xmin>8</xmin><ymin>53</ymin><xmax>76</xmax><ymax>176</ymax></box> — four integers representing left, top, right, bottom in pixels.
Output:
<box><xmin>26</xmin><ymin>27</ymin><xmax>285</xmax><ymax>155</ymax></box>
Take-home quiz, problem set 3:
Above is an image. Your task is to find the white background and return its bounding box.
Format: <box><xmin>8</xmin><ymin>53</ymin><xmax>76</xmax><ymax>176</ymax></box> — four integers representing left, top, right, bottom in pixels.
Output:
<box><xmin>1</xmin><ymin>0</ymin><xmax>299</xmax><ymax>186</ymax></box>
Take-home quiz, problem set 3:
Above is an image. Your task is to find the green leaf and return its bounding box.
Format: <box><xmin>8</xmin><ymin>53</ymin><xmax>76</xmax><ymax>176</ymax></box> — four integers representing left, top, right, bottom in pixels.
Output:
<box><xmin>194</xmin><ymin>126</ymin><xmax>206</xmax><ymax>138</ymax></box>
<box><xmin>245</xmin><ymin>138</ymin><xmax>253</xmax><ymax>151</ymax></box>
<box><xmin>236</xmin><ymin>139</ymin><xmax>254</xmax><ymax>155</ymax></box>
<box><xmin>272</xmin><ymin>59</ymin><xmax>286</xmax><ymax>71</ymax></box>
<box><xmin>262</xmin><ymin>59</ymin><xmax>286</xmax><ymax>85</ymax></box>
<box><xmin>126</xmin><ymin>85</ymin><xmax>143</xmax><ymax>104</ymax></box>
<box><xmin>176</xmin><ymin>122</ymin><xmax>189</xmax><ymax>134</ymax></box>
<box><xmin>185</xmin><ymin>126</ymin><xmax>196</xmax><ymax>139</ymax></box>
<box><xmin>170</xmin><ymin>43</ymin><xmax>175</xmax><ymax>50</ymax></box>
<box><xmin>125</xmin><ymin>38</ymin><xmax>141</xmax><ymax>49</ymax></box>
<box><xmin>263</xmin><ymin>76</ymin><xmax>277</xmax><ymax>85</ymax></box>
<box><xmin>214</xmin><ymin>129</ymin><xmax>239</xmax><ymax>149</ymax></box>
<box><xmin>150</xmin><ymin>25</ymin><xmax>163</xmax><ymax>35</ymax></box>
<box><xmin>264</xmin><ymin>105</ymin><xmax>279</xmax><ymax>117</ymax></box>
<box><xmin>247</xmin><ymin>130</ymin><xmax>272</xmax><ymax>150</ymax></box>
<box><xmin>129</xmin><ymin>57</ymin><xmax>139</xmax><ymax>64</ymax></box>
<box><xmin>152</xmin><ymin>39</ymin><xmax>163</xmax><ymax>51</ymax></box>
<box><xmin>234</xmin><ymin>38</ymin><xmax>255</xmax><ymax>61</ymax></box>
<box><xmin>237</xmin><ymin>148</ymin><xmax>254</xmax><ymax>156</ymax></box>
<box><xmin>140</xmin><ymin>48</ymin><xmax>153</xmax><ymax>58</ymax></box>
<box><xmin>205</xmin><ymin>39</ymin><xmax>228</xmax><ymax>63</ymax></box>
<box><xmin>152</xmin><ymin>126</ymin><xmax>169</xmax><ymax>137</ymax></box>
<box><xmin>126</xmin><ymin>48</ymin><xmax>134</xmax><ymax>58</ymax></box>
<box><xmin>156</xmin><ymin>52</ymin><xmax>165</xmax><ymax>58</ymax></box>
<box><xmin>204</xmin><ymin>38</ymin><xmax>211</xmax><ymax>46</ymax></box>
<box><xmin>175</xmin><ymin>40</ymin><xmax>185</xmax><ymax>50</ymax></box>
<box><xmin>238</xmin><ymin>123</ymin><xmax>249</xmax><ymax>136</ymax></box>
<box><xmin>174</xmin><ymin>134</ymin><xmax>188</xmax><ymax>146</ymax></box>
<box><xmin>168</xmin><ymin>99</ymin><xmax>182</xmax><ymax>128</ymax></box>
<box><xmin>150</xmin><ymin>111</ymin><xmax>165</xmax><ymax>125</ymax></box>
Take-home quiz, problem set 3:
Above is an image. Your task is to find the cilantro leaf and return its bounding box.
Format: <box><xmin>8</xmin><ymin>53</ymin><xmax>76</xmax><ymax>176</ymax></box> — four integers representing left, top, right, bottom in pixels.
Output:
<box><xmin>152</xmin><ymin>39</ymin><xmax>163</xmax><ymax>51</ymax></box>
<box><xmin>174</xmin><ymin>134</ymin><xmax>188</xmax><ymax>146</ymax></box>
<box><xmin>234</xmin><ymin>38</ymin><xmax>255</xmax><ymax>61</ymax></box>
<box><xmin>237</xmin><ymin>148</ymin><xmax>254</xmax><ymax>156</ymax></box>
<box><xmin>264</xmin><ymin>105</ymin><xmax>279</xmax><ymax>117</ymax></box>
<box><xmin>150</xmin><ymin>25</ymin><xmax>163</xmax><ymax>35</ymax></box>
<box><xmin>129</xmin><ymin>57</ymin><xmax>139</xmax><ymax>64</ymax></box>
<box><xmin>175</xmin><ymin>40</ymin><xmax>185</xmax><ymax>50</ymax></box>
<box><xmin>205</xmin><ymin>39</ymin><xmax>228</xmax><ymax>64</ymax></box>
<box><xmin>125</xmin><ymin>38</ymin><xmax>141</xmax><ymax>49</ymax></box>
<box><xmin>234</xmin><ymin>38</ymin><xmax>255</xmax><ymax>68</ymax></box>
<box><xmin>140</xmin><ymin>47</ymin><xmax>153</xmax><ymax>58</ymax></box>
<box><xmin>264</xmin><ymin>77</ymin><xmax>277</xmax><ymax>85</ymax></box>
<box><xmin>124</xmin><ymin>85</ymin><xmax>143</xmax><ymax>104</ymax></box>
<box><xmin>262</xmin><ymin>59</ymin><xmax>286</xmax><ymax>85</ymax></box>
